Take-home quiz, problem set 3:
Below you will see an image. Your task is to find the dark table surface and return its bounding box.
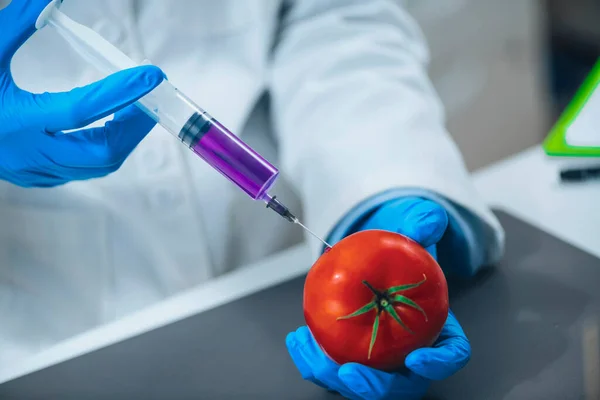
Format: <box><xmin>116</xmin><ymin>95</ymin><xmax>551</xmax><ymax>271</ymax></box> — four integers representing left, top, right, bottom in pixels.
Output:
<box><xmin>1</xmin><ymin>210</ymin><xmax>599</xmax><ymax>400</ymax></box>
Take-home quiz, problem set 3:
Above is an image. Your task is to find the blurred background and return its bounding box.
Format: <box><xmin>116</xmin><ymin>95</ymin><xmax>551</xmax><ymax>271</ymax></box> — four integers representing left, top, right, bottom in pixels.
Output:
<box><xmin>404</xmin><ymin>0</ymin><xmax>599</xmax><ymax>171</ymax></box>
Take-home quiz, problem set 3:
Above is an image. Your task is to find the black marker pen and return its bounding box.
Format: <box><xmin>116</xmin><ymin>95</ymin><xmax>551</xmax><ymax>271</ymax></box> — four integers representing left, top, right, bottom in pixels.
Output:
<box><xmin>560</xmin><ymin>165</ymin><xmax>600</xmax><ymax>182</ymax></box>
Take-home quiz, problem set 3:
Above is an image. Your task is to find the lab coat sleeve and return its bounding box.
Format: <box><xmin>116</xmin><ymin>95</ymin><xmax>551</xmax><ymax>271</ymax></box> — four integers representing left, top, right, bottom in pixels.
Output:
<box><xmin>269</xmin><ymin>0</ymin><xmax>505</xmax><ymax>269</ymax></box>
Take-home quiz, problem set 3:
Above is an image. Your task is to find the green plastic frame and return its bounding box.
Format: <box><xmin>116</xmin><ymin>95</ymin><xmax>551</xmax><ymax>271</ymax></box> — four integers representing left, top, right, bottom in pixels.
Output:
<box><xmin>543</xmin><ymin>58</ymin><xmax>600</xmax><ymax>157</ymax></box>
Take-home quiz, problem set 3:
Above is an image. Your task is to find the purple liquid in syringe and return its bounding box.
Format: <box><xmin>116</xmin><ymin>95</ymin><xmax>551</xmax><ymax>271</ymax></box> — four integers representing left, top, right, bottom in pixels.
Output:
<box><xmin>180</xmin><ymin>112</ymin><xmax>278</xmax><ymax>200</ymax></box>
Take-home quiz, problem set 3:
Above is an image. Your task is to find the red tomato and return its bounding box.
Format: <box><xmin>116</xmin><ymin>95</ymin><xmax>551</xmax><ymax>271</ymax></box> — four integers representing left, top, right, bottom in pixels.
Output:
<box><xmin>303</xmin><ymin>229</ymin><xmax>449</xmax><ymax>371</ymax></box>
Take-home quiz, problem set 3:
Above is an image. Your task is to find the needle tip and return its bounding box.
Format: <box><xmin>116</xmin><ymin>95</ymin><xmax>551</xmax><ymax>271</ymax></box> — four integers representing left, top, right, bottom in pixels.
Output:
<box><xmin>293</xmin><ymin>219</ymin><xmax>332</xmax><ymax>248</ymax></box>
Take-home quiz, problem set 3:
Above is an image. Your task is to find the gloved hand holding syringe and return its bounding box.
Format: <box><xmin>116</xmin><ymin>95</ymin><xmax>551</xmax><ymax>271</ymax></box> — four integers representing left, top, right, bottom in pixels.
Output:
<box><xmin>36</xmin><ymin>0</ymin><xmax>331</xmax><ymax>249</ymax></box>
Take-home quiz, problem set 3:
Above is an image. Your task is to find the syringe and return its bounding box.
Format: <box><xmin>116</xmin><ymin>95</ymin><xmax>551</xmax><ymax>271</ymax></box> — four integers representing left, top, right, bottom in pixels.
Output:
<box><xmin>35</xmin><ymin>0</ymin><xmax>332</xmax><ymax>249</ymax></box>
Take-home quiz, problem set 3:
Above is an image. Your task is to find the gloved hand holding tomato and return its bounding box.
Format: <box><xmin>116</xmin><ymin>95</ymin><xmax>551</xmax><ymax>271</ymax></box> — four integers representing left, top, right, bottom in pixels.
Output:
<box><xmin>286</xmin><ymin>197</ymin><xmax>471</xmax><ymax>400</ymax></box>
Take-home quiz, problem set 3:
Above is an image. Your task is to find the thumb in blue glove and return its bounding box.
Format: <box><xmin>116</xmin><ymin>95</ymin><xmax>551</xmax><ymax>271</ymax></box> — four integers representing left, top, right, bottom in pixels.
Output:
<box><xmin>287</xmin><ymin>197</ymin><xmax>471</xmax><ymax>400</ymax></box>
<box><xmin>359</xmin><ymin>196</ymin><xmax>448</xmax><ymax>259</ymax></box>
<box><xmin>0</xmin><ymin>0</ymin><xmax>165</xmax><ymax>187</ymax></box>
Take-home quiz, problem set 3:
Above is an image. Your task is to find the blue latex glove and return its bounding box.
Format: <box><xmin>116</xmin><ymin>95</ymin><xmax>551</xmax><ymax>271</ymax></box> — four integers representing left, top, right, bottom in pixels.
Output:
<box><xmin>0</xmin><ymin>0</ymin><xmax>165</xmax><ymax>187</ymax></box>
<box><xmin>287</xmin><ymin>197</ymin><xmax>471</xmax><ymax>400</ymax></box>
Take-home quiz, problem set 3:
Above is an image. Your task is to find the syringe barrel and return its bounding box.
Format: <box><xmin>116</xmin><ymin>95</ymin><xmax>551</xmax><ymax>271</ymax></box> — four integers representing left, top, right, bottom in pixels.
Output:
<box><xmin>136</xmin><ymin>81</ymin><xmax>279</xmax><ymax>200</ymax></box>
<box><xmin>45</xmin><ymin>7</ymin><xmax>279</xmax><ymax>200</ymax></box>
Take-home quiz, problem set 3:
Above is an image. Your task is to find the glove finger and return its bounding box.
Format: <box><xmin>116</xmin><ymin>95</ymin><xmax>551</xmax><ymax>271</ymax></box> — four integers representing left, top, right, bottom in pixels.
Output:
<box><xmin>35</xmin><ymin>65</ymin><xmax>163</xmax><ymax>133</ymax></box>
<box><xmin>437</xmin><ymin>309</ymin><xmax>468</xmax><ymax>342</ymax></box>
<box><xmin>49</xmin><ymin>104</ymin><xmax>155</xmax><ymax>171</ymax></box>
<box><xmin>0</xmin><ymin>125</ymin><xmax>118</xmax><ymax>186</ymax></box>
<box><xmin>286</xmin><ymin>331</ymin><xmax>328</xmax><ymax>390</ymax></box>
<box><xmin>286</xmin><ymin>330</ymin><xmax>317</xmax><ymax>382</ymax></box>
<box><xmin>404</xmin><ymin>341</ymin><xmax>470</xmax><ymax>381</ymax></box>
<box><xmin>18</xmin><ymin>154</ymin><xmax>115</xmax><ymax>183</ymax></box>
<box><xmin>393</xmin><ymin>199</ymin><xmax>448</xmax><ymax>248</ymax></box>
<box><xmin>360</xmin><ymin>197</ymin><xmax>448</xmax><ymax>248</ymax></box>
<box><xmin>3</xmin><ymin>105</ymin><xmax>151</xmax><ymax>184</ymax></box>
<box><xmin>405</xmin><ymin>312</ymin><xmax>471</xmax><ymax>381</ymax></box>
<box><xmin>0</xmin><ymin>164</ymin><xmax>66</xmax><ymax>188</ymax></box>
<box><xmin>0</xmin><ymin>0</ymin><xmax>52</xmax><ymax>69</ymax></box>
<box><xmin>425</xmin><ymin>244</ymin><xmax>437</xmax><ymax>259</ymax></box>
<box><xmin>14</xmin><ymin>167</ymin><xmax>68</xmax><ymax>187</ymax></box>
<box><xmin>104</xmin><ymin>103</ymin><xmax>157</xmax><ymax>157</ymax></box>
<box><xmin>339</xmin><ymin>363</ymin><xmax>429</xmax><ymax>400</ymax></box>
<box><xmin>287</xmin><ymin>327</ymin><xmax>357</xmax><ymax>399</ymax></box>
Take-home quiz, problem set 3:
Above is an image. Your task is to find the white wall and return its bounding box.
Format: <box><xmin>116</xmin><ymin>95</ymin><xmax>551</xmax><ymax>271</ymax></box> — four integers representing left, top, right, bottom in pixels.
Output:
<box><xmin>405</xmin><ymin>0</ymin><xmax>551</xmax><ymax>170</ymax></box>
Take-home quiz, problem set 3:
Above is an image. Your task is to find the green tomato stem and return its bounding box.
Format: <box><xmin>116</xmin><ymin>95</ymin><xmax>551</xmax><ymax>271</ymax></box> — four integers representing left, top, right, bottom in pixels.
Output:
<box><xmin>361</xmin><ymin>280</ymin><xmax>382</xmax><ymax>297</ymax></box>
<box><xmin>368</xmin><ymin>311</ymin><xmax>381</xmax><ymax>360</ymax></box>
<box><xmin>336</xmin><ymin>275</ymin><xmax>429</xmax><ymax>359</ymax></box>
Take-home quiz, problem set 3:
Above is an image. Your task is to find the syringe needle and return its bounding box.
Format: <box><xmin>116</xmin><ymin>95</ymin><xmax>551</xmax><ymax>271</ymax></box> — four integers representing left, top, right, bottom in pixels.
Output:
<box><xmin>293</xmin><ymin>218</ymin><xmax>332</xmax><ymax>249</ymax></box>
<box><xmin>264</xmin><ymin>196</ymin><xmax>332</xmax><ymax>249</ymax></box>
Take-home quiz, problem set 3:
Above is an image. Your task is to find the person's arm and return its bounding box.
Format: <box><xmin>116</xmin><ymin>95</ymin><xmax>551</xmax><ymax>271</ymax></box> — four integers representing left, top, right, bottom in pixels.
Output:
<box><xmin>269</xmin><ymin>0</ymin><xmax>504</xmax><ymax>273</ymax></box>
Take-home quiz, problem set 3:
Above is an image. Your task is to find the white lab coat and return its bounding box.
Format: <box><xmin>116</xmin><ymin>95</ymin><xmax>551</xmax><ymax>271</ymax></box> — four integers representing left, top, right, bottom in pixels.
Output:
<box><xmin>1</xmin><ymin>0</ymin><xmax>504</xmax><ymax>366</ymax></box>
